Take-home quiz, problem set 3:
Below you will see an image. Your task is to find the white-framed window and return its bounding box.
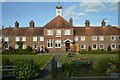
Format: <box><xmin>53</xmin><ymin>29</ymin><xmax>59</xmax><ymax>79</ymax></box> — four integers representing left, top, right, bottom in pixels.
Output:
<box><xmin>16</xmin><ymin>36</ymin><xmax>20</xmax><ymax>42</ymax></box>
<box><xmin>92</xmin><ymin>44</ymin><xmax>98</xmax><ymax>49</ymax></box>
<box><xmin>64</xmin><ymin>29</ymin><xmax>70</xmax><ymax>35</ymax></box>
<box><xmin>47</xmin><ymin>30</ymin><xmax>53</xmax><ymax>36</ymax></box>
<box><xmin>47</xmin><ymin>40</ymin><xmax>53</xmax><ymax>48</ymax></box>
<box><xmin>92</xmin><ymin>36</ymin><xmax>97</xmax><ymax>41</ymax></box>
<box><xmin>40</xmin><ymin>36</ymin><xmax>44</xmax><ymax>41</ymax></box>
<box><xmin>99</xmin><ymin>44</ymin><xmax>104</xmax><ymax>49</ymax></box>
<box><xmin>118</xmin><ymin>44</ymin><xmax>120</xmax><ymax>49</ymax></box>
<box><xmin>99</xmin><ymin>36</ymin><xmax>104</xmax><ymax>41</ymax></box>
<box><xmin>22</xmin><ymin>44</ymin><xmax>26</xmax><ymax>49</ymax></box>
<box><xmin>111</xmin><ymin>43</ymin><xmax>116</xmax><ymax>49</ymax></box>
<box><xmin>4</xmin><ymin>36</ymin><xmax>8</xmax><ymax>42</ymax></box>
<box><xmin>15</xmin><ymin>44</ymin><xmax>19</xmax><ymax>49</ymax></box>
<box><xmin>0</xmin><ymin>36</ymin><xmax>2</xmax><ymax>42</ymax></box>
<box><xmin>111</xmin><ymin>36</ymin><xmax>116</xmax><ymax>41</ymax></box>
<box><xmin>56</xmin><ymin>30</ymin><xmax>61</xmax><ymax>37</ymax></box>
<box><xmin>80</xmin><ymin>36</ymin><xmax>85</xmax><ymax>41</ymax></box>
<box><xmin>80</xmin><ymin>44</ymin><xmax>86</xmax><ymax>49</ymax></box>
<box><xmin>118</xmin><ymin>36</ymin><xmax>120</xmax><ymax>41</ymax></box>
<box><xmin>74</xmin><ymin>36</ymin><xmax>78</xmax><ymax>41</ymax></box>
<box><xmin>33</xmin><ymin>36</ymin><xmax>37</xmax><ymax>41</ymax></box>
<box><xmin>22</xmin><ymin>36</ymin><xmax>26</xmax><ymax>41</ymax></box>
<box><xmin>55</xmin><ymin>39</ymin><xmax>61</xmax><ymax>48</ymax></box>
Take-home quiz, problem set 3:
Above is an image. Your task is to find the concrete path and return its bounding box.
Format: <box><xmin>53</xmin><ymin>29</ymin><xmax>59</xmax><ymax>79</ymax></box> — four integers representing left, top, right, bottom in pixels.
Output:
<box><xmin>37</xmin><ymin>54</ymin><xmax>60</xmax><ymax>79</ymax></box>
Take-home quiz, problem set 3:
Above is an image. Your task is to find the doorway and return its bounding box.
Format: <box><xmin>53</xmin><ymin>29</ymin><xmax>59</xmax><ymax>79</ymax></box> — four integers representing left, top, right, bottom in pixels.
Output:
<box><xmin>65</xmin><ymin>41</ymin><xmax>70</xmax><ymax>51</ymax></box>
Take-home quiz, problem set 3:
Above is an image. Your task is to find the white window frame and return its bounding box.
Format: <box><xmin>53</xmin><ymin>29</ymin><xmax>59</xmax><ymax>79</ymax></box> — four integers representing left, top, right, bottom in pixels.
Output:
<box><xmin>99</xmin><ymin>36</ymin><xmax>104</xmax><ymax>41</ymax></box>
<box><xmin>4</xmin><ymin>36</ymin><xmax>9</xmax><ymax>42</ymax></box>
<box><xmin>118</xmin><ymin>44</ymin><xmax>120</xmax><ymax>49</ymax></box>
<box><xmin>92</xmin><ymin>36</ymin><xmax>97</xmax><ymax>41</ymax></box>
<box><xmin>33</xmin><ymin>36</ymin><xmax>37</xmax><ymax>42</ymax></box>
<box><xmin>111</xmin><ymin>36</ymin><xmax>116</xmax><ymax>41</ymax></box>
<box><xmin>64</xmin><ymin>29</ymin><xmax>70</xmax><ymax>35</ymax></box>
<box><xmin>22</xmin><ymin>44</ymin><xmax>26</xmax><ymax>49</ymax></box>
<box><xmin>74</xmin><ymin>36</ymin><xmax>78</xmax><ymax>41</ymax></box>
<box><xmin>47</xmin><ymin>40</ymin><xmax>53</xmax><ymax>48</ymax></box>
<box><xmin>99</xmin><ymin>44</ymin><xmax>104</xmax><ymax>49</ymax></box>
<box><xmin>55</xmin><ymin>39</ymin><xmax>61</xmax><ymax>48</ymax></box>
<box><xmin>118</xmin><ymin>35</ymin><xmax>120</xmax><ymax>41</ymax></box>
<box><xmin>47</xmin><ymin>30</ymin><xmax>53</xmax><ymax>36</ymax></box>
<box><xmin>81</xmin><ymin>36</ymin><xmax>85</xmax><ymax>41</ymax></box>
<box><xmin>16</xmin><ymin>36</ymin><xmax>20</xmax><ymax>42</ymax></box>
<box><xmin>80</xmin><ymin>44</ymin><xmax>86</xmax><ymax>49</ymax></box>
<box><xmin>15</xmin><ymin>44</ymin><xmax>19</xmax><ymax>49</ymax></box>
<box><xmin>22</xmin><ymin>36</ymin><xmax>26</xmax><ymax>41</ymax></box>
<box><xmin>111</xmin><ymin>43</ymin><xmax>116</xmax><ymax>49</ymax></box>
<box><xmin>40</xmin><ymin>36</ymin><xmax>44</xmax><ymax>41</ymax></box>
<box><xmin>92</xmin><ymin>44</ymin><xmax>98</xmax><ymax>50</ymax></box>
<box><xmin>56</xmin><ymin>30</ymin><xmax>61</xmax><ymax>37</ymax></box>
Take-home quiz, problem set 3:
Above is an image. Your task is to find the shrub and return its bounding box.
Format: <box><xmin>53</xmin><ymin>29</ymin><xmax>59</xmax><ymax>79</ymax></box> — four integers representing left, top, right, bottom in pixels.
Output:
<box><xmin>14</xmin><ymin>59</ymin><xmax>38</xmax><ymax>79</ymax></box>
<box><xmin>108</xmin><ymin>45</ymin><xmax>111</xmax><ymax>51</ymax></box>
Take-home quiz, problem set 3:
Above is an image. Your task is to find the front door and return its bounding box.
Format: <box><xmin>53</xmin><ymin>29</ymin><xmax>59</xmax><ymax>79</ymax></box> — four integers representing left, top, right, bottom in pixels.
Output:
<box><xmin>65</xmin><ymin>41</ymin><xmax>70</xmax><ymax>51</ymax></box>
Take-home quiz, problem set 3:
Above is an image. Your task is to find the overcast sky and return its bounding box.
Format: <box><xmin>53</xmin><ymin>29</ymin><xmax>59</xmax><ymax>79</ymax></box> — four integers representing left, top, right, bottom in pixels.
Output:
<box><xmin>0</xmin><ymin>0</ymin><xmax>119</xmax><ymax>28</ymax></box>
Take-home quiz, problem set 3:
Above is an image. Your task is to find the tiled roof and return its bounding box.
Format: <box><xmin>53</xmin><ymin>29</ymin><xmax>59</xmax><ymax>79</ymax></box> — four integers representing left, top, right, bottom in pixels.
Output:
<box><xmin>2</xmin><ymin>27</ymin><xmax>43</xmax><ymax>36</ymax></box>
<box><xmin>74</xmin><ymin>26</ymin><xmax>120</xmax><ymax>36</ymax></box>
<box><xmin>44</xmin><ymin>15</ymin><xmax>73</xmax><ymax>28</ymax></box>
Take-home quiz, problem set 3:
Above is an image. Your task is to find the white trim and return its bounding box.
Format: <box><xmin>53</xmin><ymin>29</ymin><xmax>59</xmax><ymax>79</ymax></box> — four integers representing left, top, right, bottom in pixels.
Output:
<box><xmin>92</xmin><ymin>36</ymin><xmax>97</xmax><ymax>41</ymax></box>
<box><xmin>118</xmin><ymin>35</ymin><xmax>120</xmax><ymax>41</ymax></box>
<box><xmin>111</xmin><ymin>36</ymin><xmax>116</xmax><ymax>41</ymax></box>
<box><xmin>80</xmin><ymin>36</ymin><xmax>85</xmax><ymax>41</ymax></box>
<box><xmin>99</xmin><ymin>44</ymin><xmax>104</xmax><ymax>49</ymax></box>
<box><xmin>99</xmin><ymin>36</ymin><xmax>104</xmax><ymax>41</ymax></box>
<box><xmin>92</xmin><ymin>44</ymin><xmax>98</xmax><ymax>50</ymax></box>
<box><xmin>111</xmin><ymin>43</ymin><xmax>116</xmax><ymax>49</ymax></box>
<box><xmin>80</xmin><ymin>44</ymin><xmax>86</xmax><ymax>49</ymax></box>
<box><xmin>63</xmin><ymin>39</ymin><xmax>73</xmax><ymax>43</ymax></box>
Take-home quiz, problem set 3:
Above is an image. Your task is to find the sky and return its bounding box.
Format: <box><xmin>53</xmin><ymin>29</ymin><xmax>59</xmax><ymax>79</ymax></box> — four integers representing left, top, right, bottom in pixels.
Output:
<box><xmin>0</xmin><ymin>0</ymin><xmax>119</xmax><ymax>28</ymax></box>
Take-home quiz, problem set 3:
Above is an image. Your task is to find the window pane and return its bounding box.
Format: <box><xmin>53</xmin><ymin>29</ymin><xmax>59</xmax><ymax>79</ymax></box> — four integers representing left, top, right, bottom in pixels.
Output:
<box><xmin>64</xmin><ymin>29</ymin><xmax>70</xmax><ymax>35</ymax></box>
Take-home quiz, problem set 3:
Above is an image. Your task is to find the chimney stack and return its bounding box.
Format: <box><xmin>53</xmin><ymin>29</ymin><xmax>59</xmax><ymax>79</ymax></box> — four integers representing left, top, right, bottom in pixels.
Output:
<box><xmin>29</xmin><ymin>20</ymin><xmax>35</xmax><ymax>28</ymax></box>
<box><xmin>101</xmin><ymin>20</ymin><xmax>106</xmax><ymax>27</ymax></box>
<box><xmin>15</xmin><ymin>21</ymin><xmax>19</xmax><ymax>28</ymax></box>
<box><xmin>85</xmin><ymin>20</ymin><xmax>90</xmax><ymax>27</ymax></box>
<box><xmin>69</xmin><ymin>18</ymin><xmax>73</xmax><ymax>26</ymax></box>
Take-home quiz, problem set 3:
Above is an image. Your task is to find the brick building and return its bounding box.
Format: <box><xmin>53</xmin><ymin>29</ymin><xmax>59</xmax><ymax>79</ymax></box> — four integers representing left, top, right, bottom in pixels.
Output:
<box><xmin>2</xmin><ymin>2</ymin><xmax>120</xmax><ymax>52</ymax></box>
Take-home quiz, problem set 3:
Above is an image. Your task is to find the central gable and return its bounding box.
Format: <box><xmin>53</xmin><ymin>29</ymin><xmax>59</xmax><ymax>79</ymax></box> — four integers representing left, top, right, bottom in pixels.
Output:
<box><xmin>44</xmin><ymin>15</ymin><xmax>73</xmax><ymax>28</ymax></box>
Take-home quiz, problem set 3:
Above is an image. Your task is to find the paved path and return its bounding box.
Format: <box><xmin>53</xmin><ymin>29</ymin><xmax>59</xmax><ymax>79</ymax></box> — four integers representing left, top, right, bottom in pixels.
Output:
<box><xmin>38</xmin><ymin>54</ymin><xmax>60</xmax><ymax>79</ymax></box>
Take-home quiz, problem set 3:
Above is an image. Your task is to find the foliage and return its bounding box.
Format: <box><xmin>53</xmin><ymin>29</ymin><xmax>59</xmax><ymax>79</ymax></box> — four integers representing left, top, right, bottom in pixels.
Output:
<box><xmin>16</xmin><ymin>42</ymin><xmax>23</xmax><ymax>49</ymax></box>
<box><xmin>26</xmin><ymin>46</ymin><xmax>33</xmax><ymax>51</ymax></box>
<box><xmin>108</xmin><ymin>45</ymin><xmax>111</xmax><ymax>51</ymax></box>
<box><xmin>88</xmin><ymin>46</ymin><xmax>91</xmax><ymax>51</ymax></box>
<box><xmin>14</xmin><ymin>59</ymin><xmax>39</xmax><ymax>79</ymax></box>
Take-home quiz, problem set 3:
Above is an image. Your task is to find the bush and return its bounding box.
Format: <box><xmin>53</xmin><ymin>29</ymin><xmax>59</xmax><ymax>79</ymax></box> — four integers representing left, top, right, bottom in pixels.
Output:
<box><xmin>108</xmin><ymin>45</ymin><xmax>111</xmax><ymax>51</ymax></box>
<box><xmin>14</xmin><ymin>59</ymin><xmax>39</xmax><ymax>79</ymax></box>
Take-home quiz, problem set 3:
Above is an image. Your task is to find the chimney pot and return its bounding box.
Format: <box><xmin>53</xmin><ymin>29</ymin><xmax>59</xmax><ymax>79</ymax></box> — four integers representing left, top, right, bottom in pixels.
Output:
<box><xmin>15</xmin><ymin>21</ymin><xmax>19</xmax><ymax>28</ymax></box>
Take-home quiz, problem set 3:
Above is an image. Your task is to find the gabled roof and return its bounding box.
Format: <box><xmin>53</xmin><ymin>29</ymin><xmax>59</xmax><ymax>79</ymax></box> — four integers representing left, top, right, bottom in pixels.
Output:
<box><xmin>74</xmin><ymin>26</ymin><xmax>120</xmax><ymax>36</ymax></box>
<box><xmin>44</xmin><ymin>15</ymin><xmax>73</xmax><ymax>28</ymax></box>
<box><xmin>2</xmin><ymin>27</ymin><xmax>43</xmax><ymax>36</ymax></box>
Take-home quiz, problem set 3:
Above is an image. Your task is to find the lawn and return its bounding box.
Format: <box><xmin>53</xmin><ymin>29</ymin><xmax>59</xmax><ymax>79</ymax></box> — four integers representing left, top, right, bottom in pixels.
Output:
<box><xmin>57</xmin><ymin>54</ymin><xmax>119</xmax><ymax>77</ymax></box>
<box><xmin>2</xmin><ymin>54</ymin><xmax>54</xmax><ymax>69</ymax></box>
<box><xmin>60</xmin><ymin>54</ymin><xmax>118</xmax><ymax>64</ymax></box>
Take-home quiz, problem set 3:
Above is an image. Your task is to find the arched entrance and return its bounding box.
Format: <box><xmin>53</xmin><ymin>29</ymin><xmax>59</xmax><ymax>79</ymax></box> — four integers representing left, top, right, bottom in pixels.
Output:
<box><xmin>65</xmin><ymin>41</ymin><xmax>70</xmax><ymax>51</ymax></box>
<box><xmin>63</xmin><ymin>39</ymin><xmax>73</xmax><ymax>52</ymax></box>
